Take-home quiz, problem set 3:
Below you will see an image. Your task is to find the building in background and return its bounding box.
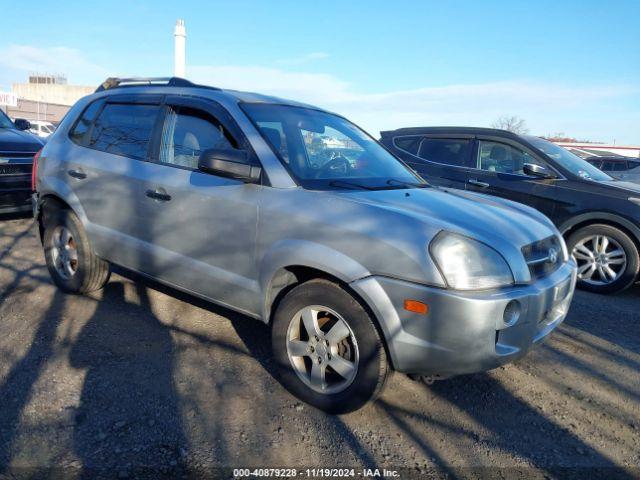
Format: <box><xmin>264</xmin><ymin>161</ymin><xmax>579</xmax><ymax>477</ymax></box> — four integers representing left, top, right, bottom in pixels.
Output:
<box><xmin>1</xmin><ymin>74</ymin><xmax>95</xmax><ymax>125</ymax></box>
<box><xmin>555</xmin><ymin>142</ymin><xmax>640</xmax><ymax>159</ymax></box>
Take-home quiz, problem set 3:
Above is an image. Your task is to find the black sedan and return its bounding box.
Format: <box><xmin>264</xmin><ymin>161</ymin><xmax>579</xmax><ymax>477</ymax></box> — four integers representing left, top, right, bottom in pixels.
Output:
<box><xmin>381</xmin><ymin>127</ymin><xmax>640</xmax><ymax>294</ymax></box>
<box><xmin>0</xmin><ymin>110</ymin><xmax>43</xmax><ymax>214</ymax></box>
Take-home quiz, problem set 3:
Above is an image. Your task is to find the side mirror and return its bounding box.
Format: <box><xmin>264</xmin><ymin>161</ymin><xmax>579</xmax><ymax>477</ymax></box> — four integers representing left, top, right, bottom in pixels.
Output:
<box><xmin>198</xmin><ymin>149</ymin><xmax>261</xmax><ymax>183</ymax></box>
<box><xmin>14</xmin><ymin>118</ymin><xmax>31</xmax><ymax>131</ymax></box>
<box><xmin>523</xmin><ymin>163</ymin><xmax>556</xmax><ymax>179</ymax></box>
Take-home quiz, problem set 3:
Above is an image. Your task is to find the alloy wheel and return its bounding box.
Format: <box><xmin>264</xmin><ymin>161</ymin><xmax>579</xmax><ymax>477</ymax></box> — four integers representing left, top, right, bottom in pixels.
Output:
<box><xmin>572</xmin><ymin>234</ymin><xmax>627</xmax><ymax>286</ymax></box>
<box><xmin>50</xmin><ymin>226</ymin><xmax>79</xmax><ymax>279</ymax></box>
<box><xmin>286</xmin><ymin>305</ymin><xmax>359</xmax><ymax>394</ymax></box>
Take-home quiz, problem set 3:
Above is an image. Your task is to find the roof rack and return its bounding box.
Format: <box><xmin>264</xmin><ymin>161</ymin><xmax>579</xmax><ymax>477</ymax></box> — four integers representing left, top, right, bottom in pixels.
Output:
<box><xmin>94</xmin><ymin>77</ymin><xmax>221</xmax><ymax>93</ymax></box>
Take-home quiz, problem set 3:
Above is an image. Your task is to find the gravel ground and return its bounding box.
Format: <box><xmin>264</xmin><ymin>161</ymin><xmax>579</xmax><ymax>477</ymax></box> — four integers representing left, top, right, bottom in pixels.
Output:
<box><xmin>0</xmin><ymin>215</ymin><xmax>638</xmax><ymax>479</ymax></box>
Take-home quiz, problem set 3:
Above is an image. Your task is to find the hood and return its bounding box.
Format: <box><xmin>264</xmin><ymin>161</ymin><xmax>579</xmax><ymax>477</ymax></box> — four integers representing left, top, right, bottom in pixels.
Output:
<box><xmin>0</xmin><ymin>128</ymin><xmax>44</xmax><ymax>154</ymax></box>
<box><xmin>332</xmin><ymin>186</ymin><xmax>557</xmax><ymax>249</ymax></box>
<box><xmin>598</xmin><ymin>179</ymin><xmax>640</xmax><ymax>195</ymax></box>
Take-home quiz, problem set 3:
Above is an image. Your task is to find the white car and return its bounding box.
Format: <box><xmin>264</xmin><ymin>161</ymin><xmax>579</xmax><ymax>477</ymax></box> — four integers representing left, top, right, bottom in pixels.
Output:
<box><xmin>29</xmin><ymin>120</ymin><xmax>56</xmax><ymax>138</ymax></box>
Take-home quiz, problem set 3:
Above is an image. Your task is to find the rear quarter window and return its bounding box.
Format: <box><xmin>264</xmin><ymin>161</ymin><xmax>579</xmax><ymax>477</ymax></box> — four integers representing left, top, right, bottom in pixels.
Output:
<box><xmin>69</xmin><ymin>100</ymin><xmax>104</xmax><ymax>146</ymax></box>
<box><xmin>88</xmin><ymin>103</ymin><xmax>160</xmax><ymax>160</ymax></box>
<box><xmin>392</xmin><ymin>136</ymin><xmax>421</xmax><ymax>155</ymax></box>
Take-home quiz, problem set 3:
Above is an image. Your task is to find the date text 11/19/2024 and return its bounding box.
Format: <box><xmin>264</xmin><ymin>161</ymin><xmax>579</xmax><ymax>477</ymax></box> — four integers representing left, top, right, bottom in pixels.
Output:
<box><xmin>233</xmin><ymin>468</ymin><xmax>400</xmax><ymax>477</ymax></box>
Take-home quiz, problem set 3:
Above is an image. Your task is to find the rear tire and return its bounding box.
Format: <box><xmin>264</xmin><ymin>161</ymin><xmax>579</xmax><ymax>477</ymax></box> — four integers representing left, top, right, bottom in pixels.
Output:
<box><xmin>43</xmin><ymin>208</ymin><xmax>110</xmax><ymax>293</ymax></box>
<box><xmin>567</xmin><ymin>224</ymin><xmax>639</xmax><ymax>294</ymax></box>
<box><xmin>271</xmin><ymin>279</ymin><xmax>389</xmax><ymax>413</ymax></box>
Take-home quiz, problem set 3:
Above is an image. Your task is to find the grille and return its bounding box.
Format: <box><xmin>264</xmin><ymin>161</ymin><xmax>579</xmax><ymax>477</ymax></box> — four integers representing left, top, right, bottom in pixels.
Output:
<box><xmin>0</xmin><ymin>151</ymin><xmax>38</xmax><ymax>159</ymax></box>
<box><xmin>522</xmin><ymin>235</ymin><xmax>563</xmax><ymax>280</ymax></box>
<box><xmin>0</xmin><ymin>163</ymin><xmax>31</xmax><ymax>176</ymax></box>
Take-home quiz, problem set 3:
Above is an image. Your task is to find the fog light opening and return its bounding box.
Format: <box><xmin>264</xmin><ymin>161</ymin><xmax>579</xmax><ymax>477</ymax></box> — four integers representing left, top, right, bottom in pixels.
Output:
<box><xmin>503</xmin><ymin>300</ymin><xmax>521</xmax><ymax>327</ymax></box>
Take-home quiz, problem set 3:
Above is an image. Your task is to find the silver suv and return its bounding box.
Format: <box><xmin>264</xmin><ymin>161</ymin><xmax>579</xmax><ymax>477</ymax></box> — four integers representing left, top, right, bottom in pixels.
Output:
<box><xmin>33</xmin><ymin>77</ymin><xmax>577</xmax><ymax>412</ymax></box>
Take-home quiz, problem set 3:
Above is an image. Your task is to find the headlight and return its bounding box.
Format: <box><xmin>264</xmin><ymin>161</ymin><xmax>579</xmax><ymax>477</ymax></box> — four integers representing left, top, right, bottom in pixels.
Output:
<box><xmin>430</xmin><ymin>232</ymin><xmax>514</xmax><ymax>290</ymax></box>
<box><xmin>629</xmin><ymin>197</ymin><xmax>640</xmax><ymax>206</ymax></box>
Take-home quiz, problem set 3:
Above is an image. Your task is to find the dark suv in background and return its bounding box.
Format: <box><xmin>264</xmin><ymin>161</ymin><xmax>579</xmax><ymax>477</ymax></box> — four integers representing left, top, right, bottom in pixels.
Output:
<box><xmin>0</xmin><ymin>109</ymin><xmax>43</xmax><ymax>214</ymax></box>
<box><xmin>381</xmin><ymin>127</ymin><xmax>640</xmax><ymax>294</ymax></box>
<box><xmin>586</xmin><ymin>156</ymin><xmax>640</xmax><ymax>184</ymax></box>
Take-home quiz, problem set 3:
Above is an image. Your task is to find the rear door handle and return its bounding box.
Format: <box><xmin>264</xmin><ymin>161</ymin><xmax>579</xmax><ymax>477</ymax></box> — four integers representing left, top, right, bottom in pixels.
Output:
<box><xmin>145</xmin><ymin>189</ymin><xmax>172</xmax><ymax>202</ymax></box>
<box><xmin>468</xmin><ymin>179</ymin><xmax>490</xmax><ymax>188</ymax></box>
<box><xmin>67</xmin><ymin>169</ymin><xmax>87</xmax><ymax>179</ymax></box>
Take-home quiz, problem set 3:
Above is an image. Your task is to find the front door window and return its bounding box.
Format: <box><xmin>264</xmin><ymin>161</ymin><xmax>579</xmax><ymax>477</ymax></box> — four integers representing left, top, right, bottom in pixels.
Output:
<box><xmin>476</xmin><ymin>141</ymin><xmax>545</xmax><ymax>176</ymax></box>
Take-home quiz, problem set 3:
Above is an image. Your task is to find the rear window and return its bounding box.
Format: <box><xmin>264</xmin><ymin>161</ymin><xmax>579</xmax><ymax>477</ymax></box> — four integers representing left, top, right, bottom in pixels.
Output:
<box><xmin>88</xmin><ymin>103</ymin><xmax>160</xmax><ymax>160</ymax></box>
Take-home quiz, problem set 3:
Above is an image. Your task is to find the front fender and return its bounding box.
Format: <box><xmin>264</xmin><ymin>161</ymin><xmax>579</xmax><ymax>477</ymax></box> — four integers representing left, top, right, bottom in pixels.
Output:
<box><xmin>259</xmin><ymin>239</ymin><xmax>372</xmax><ymax>320</ymax></box>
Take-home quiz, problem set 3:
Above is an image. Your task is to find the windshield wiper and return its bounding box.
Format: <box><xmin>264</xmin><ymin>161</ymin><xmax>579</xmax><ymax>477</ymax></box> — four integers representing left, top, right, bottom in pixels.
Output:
<box><xmin>328</xmin><ymin>180</ymin><xmax>376</xmax><ymax>190</ymax></box>
<box><xmin>386</xmin><ymin>178</ymin><xmax>431</xmax><ymax>189</ymax></box>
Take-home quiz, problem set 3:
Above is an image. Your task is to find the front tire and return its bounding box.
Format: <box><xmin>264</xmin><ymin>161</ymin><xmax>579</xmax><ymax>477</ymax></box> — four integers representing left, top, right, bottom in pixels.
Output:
<box><xmin>271</xmin><ymin>279</ymin><xmax>389</xmax><ymax>413</ymax></box>
<box><xmin>567</xmin><ymin>224</ymin><xmax>639</xmax><ymax>294</ymax></box>
<box><xmin>43</xmin><ymin>208</ymin><xmax>110</xmax><ymax>294</ymax></box>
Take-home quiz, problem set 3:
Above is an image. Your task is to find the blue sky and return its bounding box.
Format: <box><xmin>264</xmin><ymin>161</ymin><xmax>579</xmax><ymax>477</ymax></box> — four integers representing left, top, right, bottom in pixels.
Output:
<box><xmin>1</xmin><ymin>0</ymin><xmax>639</xmax><ymax>143</ymax></box>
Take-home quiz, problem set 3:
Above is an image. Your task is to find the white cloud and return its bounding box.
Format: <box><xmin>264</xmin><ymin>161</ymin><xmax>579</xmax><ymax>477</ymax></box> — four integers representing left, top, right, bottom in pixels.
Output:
<box><xmin>0</xmin><ymin>43</ymin><xmax>636</xmax><ymax>143</ymax></box>
<box><xmin>190</xmin><ymin>64</ymin><xmax>350</xmax><ymax>105</ymax></box>
<box><xmin>190</xmin><ymin>63</ymin><xmax>639</xmax><ymax>143</ymax></box>
<box><xmin>0</xmin><ymin>44</ymin><xmax>108</xmax><ymax>86</ymax></box>
<box><xmin>276</xmin><ymin>52</ymin><xmax>330</xmax><ymax>65</ymax></box>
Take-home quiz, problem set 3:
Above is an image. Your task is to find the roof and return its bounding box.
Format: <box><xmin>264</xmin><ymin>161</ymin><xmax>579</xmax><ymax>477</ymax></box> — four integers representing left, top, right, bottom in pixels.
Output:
<box><xmin>379</xmin><ymin>126</ymin><xmax>521</xmax><ymax>138</ymax></box>
<box><xmin>217</xmin><ymin>89</ymin><xmax>320</xmax><ymax>109</ymax></box>
<box><xmin>91</xmin><ymin>76</ymin><xmax>324</xmax><ymax>110</ymax></box>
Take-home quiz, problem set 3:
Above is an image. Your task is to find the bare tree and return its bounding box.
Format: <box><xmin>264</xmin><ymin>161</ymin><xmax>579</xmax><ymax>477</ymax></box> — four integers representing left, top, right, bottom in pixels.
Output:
<box><xmin>491</xmin><ymin>115</ymin><xmax>529</xmax><ymax>134</ymax></box>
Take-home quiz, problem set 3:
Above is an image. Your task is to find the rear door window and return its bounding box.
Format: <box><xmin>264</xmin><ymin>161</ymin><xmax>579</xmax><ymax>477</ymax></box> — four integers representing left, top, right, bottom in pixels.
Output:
<box><xmin>612</xmin><ymin>162</ymin><xmax>627</xmax><ymax>171</ymax></box>
<box><xmin>415</xmin><ymin>138</ymin><xmax>471</xmax><ymax>167</ymax></box>
<box><xmin>89</xmin><ymin>103</ymin><xmax>160</xmax><ymax>160</ymax></box>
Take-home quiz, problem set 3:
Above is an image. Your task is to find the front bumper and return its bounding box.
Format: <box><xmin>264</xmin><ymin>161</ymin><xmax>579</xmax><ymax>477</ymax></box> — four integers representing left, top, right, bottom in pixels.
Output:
<box><xmin>0</xmin><ymin>170</ymin><xmax>32</xmax><ymax>214</ymax></box>
<box><xmin>350</xmin><ymin>261</ymin><xmax>577</xmax><ymax>376</ymax></box>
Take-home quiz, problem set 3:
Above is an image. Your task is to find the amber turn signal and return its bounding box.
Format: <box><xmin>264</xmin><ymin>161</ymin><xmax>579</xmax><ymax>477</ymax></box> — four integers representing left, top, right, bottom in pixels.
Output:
<box><xmin>404</xmin><ymin>299</ymin><xmax>429</xmax><ymax>315</ymax></box>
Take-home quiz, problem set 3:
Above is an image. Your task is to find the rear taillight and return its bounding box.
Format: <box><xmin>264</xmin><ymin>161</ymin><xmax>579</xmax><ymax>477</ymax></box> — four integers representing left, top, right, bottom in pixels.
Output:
<box><xmin>31</xmin><ymin>149</ymin><xmax>41</xmax><ymax>192</ymax></box>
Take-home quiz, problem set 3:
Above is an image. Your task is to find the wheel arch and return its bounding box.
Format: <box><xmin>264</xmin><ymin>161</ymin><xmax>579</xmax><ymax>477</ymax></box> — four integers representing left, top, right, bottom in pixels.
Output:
<box><xmin>263</xmin><ymin>264</ymin><xmax>396</xmax><ymax>370</ymax></box>
<box><xmin>560</xmin><ymin>212</ymin><xmax>640</xmax><ymax>251</ymax></box>
<box><xmin>36</xmin><ymin>194</ymin><xmax>73</xmax><ymax>243</ymax></box>
<box><xmin>259</xmin><ymin>240</ymin><xmax>372</xmax><ymax>322</ymax></box>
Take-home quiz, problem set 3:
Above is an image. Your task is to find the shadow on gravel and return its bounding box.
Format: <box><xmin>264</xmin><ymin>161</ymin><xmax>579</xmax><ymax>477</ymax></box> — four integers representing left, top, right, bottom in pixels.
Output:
<box><xmin>0</xmin><ymin>211</ymin><xmax>33</xmax><ymax>223</ymax></box>
<box><xmin>68</xmin><ymin>281</ymin><xmax>188</xmax><ymax>478</ymax></box>
<box><xmin>0</xmin><ymin>220</ymin><xmax>46</xmax><ymax>303</ymax></box>
<box><xmin>564</xmin><ymin>294</ymin><xmax>640</xmax><ymax>356</ymax></box>
<box><xmin>115</xmin><ymin>268</ymin><xmax>379</xmax><ymax>469</ymax></box>
<box><xmin>0</xmin><ymin>290</ymin><xmax>66</xmax><ymax>471</ymax></box>
<box><xmin>425</xmin><ymin>374</ymin><xmax>634</xmax><ymax>478</ymax></box>
<box><xmin>229</xmin><ymin>312</ymin><xmax>380</xmax><ymax>469</ymax></box>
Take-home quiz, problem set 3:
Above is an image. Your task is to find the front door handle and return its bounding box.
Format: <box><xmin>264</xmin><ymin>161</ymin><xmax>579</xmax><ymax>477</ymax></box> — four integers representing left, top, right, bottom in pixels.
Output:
<box><xmin>67</xmin><ymin>169</ymin><xmax>87</xmax><ymax>179</ymax></box>
<box><xmin>468</xmin><ymin>179</ymin><xmax>490</xmax><ymax>188</ymax></box>
<box><xmin>145</xmin><ymin>189</ymin><xmax>172</xmax><ymax>202</ymax></box>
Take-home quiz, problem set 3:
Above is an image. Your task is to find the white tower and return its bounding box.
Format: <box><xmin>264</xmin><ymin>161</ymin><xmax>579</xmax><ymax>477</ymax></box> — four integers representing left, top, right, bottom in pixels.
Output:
<box><xmin>174</xmin><ymin>19</ymin><xmax>186</xmax><ymax>78</ymax></box>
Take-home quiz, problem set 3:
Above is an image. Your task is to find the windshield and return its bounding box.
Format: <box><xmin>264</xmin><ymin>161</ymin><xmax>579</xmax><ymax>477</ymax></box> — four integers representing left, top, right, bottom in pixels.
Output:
<box><xmin>0</xmin><ymin>109</ymin><xmax>14</xmax><ymax>129</ymax></box>
<box><xmin>242</xmin><ymin>103</ymin><xmax>425</xmax><ymax>190</ymax></box>
<box><xmin>526</xmin><ymin>136</ymin><xmax>612</xmax><ymax>181</ymax></box>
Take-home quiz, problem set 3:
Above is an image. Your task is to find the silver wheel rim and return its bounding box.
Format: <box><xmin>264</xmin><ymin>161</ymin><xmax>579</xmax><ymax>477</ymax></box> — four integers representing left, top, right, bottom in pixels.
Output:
<box><xmin>286</xmin><ymin>305</ymin><xmax>359</xmax><ymax>395</ymax></box>
<box><xmin>50</xmin><ymin>226</ymin><xmax>78</xmax><ymax>279</ymax></box>
<box><xmin>571</xmin><ymin>234</ymin><xmax>627</xmax><ymax>286</ymax></box>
